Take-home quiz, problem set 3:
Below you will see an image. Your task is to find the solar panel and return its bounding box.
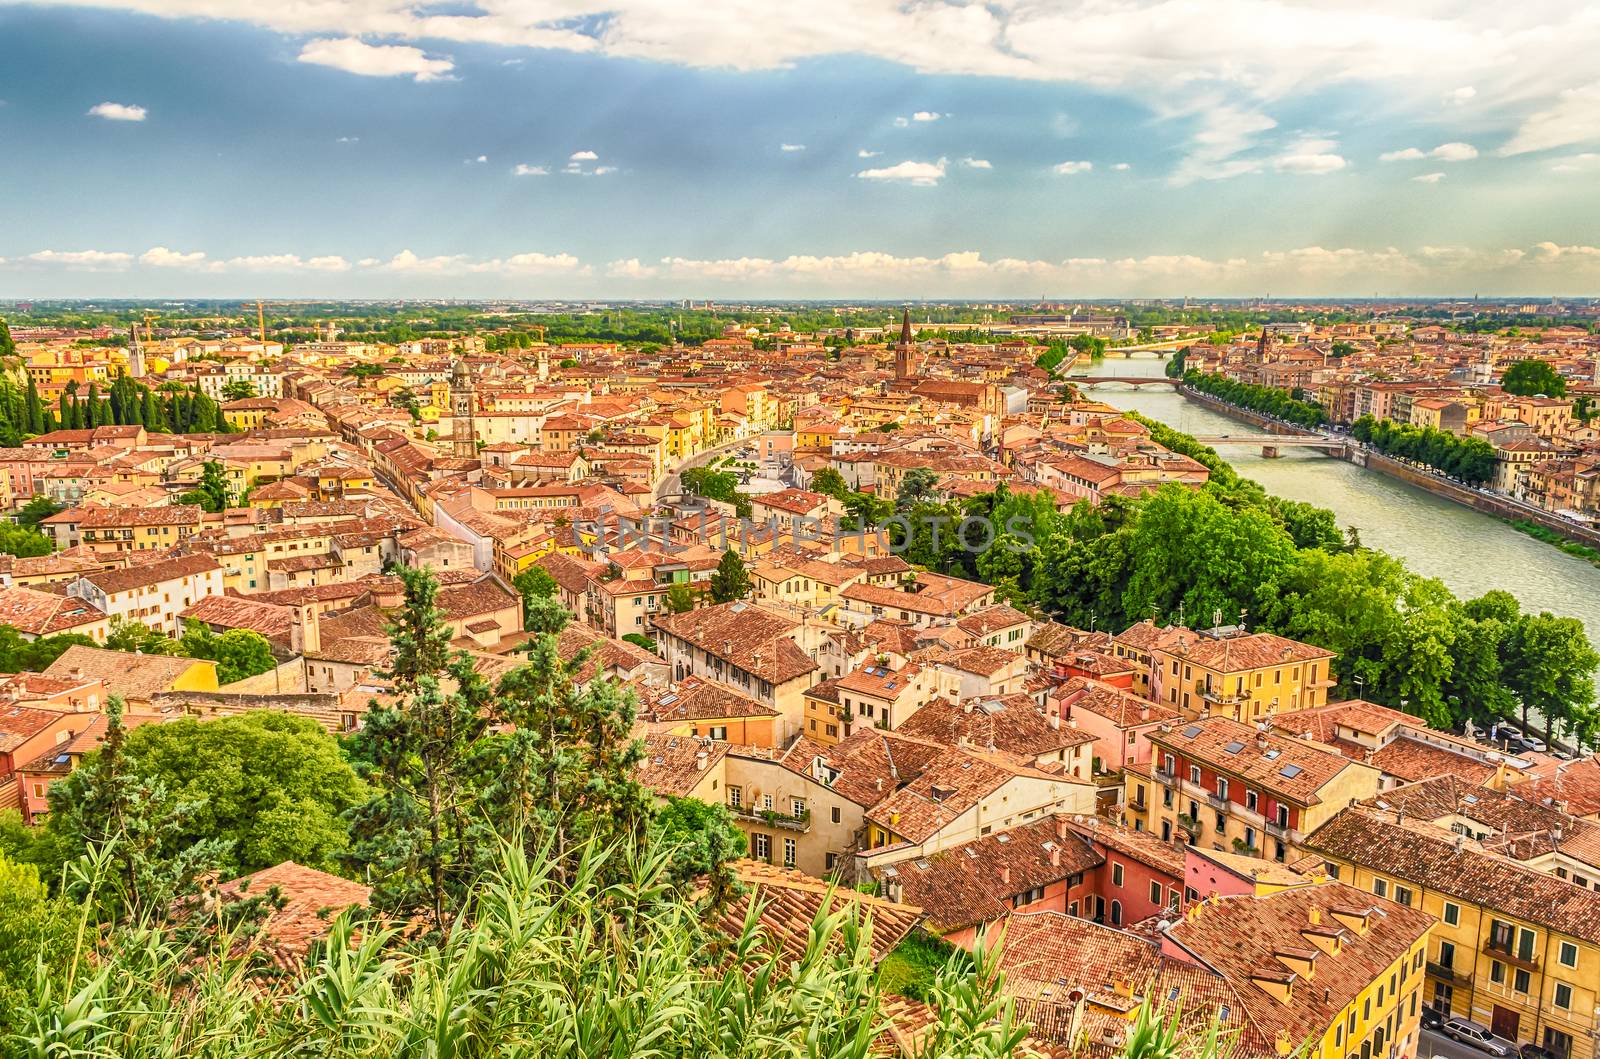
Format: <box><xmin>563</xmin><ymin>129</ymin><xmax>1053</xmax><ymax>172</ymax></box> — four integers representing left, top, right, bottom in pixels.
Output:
<box><xmin>1279</xmin><ymin>763</ymin><xmax>1303</xmax><ymax>779</ymax></box>
<box><xmin>1181</xmin><ymin>725</ymin><xmax>1202</xmax><ymax>738</ymax></box>
<box><xmin>1223</xmin><ymin>740</ymin><xmax>1245</xmax><ymax>754</ymax></box>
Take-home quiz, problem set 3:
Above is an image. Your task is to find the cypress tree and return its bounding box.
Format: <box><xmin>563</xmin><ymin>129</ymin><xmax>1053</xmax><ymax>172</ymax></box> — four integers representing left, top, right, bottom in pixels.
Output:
<box><xmin>24</xmin><ymin>375</ymin><xmax>43</xmax><ymax>435</ymax></box>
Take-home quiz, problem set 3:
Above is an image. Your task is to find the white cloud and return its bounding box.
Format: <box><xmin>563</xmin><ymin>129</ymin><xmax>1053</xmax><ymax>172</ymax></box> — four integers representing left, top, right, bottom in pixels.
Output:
<box><xmin>1412</xmin><ymin>171</ymin><xmax>1446</xmax><ymax>183</ymax></box>
<box><xmin>1445</xmin><ymin>86</ymin><xmax>1477</xmax><ymax>105</ymax></box>
<box><xmin>337</xmin><ymin>135</ymin><xmax>359</xmax><ymax>143</ymax></box>
<box><xmin>606</xmin><ymin>258</ymin><xmax>658</xmax><ymax>279</ymax></box>
<box><xmin>892</xmin><ymin>116</ymin><xmax>909</xmax><ymax>128</ymax></box>
<box><xmin>1165</xmin><ymin>101</ymin><xmax>1276</xmax><ymax>185</ymax></box>
<box><xmin>1502</xmin><ymin>82</ymin><xmax>1600</xmax><ymax>155</ymax></box>
<box><xmin>26</xmin><ymin>249</ymin><xmax>133</xmax><ymax>269</ymax></box>
<box><xmin>569</xmin><ymin>150</ymin><xmax>599</xmax><ymax>161</ymax></box>
<box><xmin>1112</xmin><ymin>162</ymin><xmax>1132</xmax><ymax>171</ymax></box>
<box><xmin>592</xmin><ymin>166</ymin><xmax>617</xmax><ymax>175</ymax></box>
<box><xmin>1430</xmin><ymin>141</ymin><xmax>1478</xmax><ymax>161</ymax></box>
<box><xmin>1274</xmin><ymin>136</ymin><xmax>1347</xmax><ymax>174</ymax></box>
<box><xmin>367</xmin><ymin>248</ymin><xmax>583</xmax><ymax>275</ymax></box>
<box><xmin>297</xmin><ymin>38</ymin><xmax>453</xmax><ymax>81</ymax></box>
<box><xmin>856</xmin><ymin>158</ymin><xmax>947</xmax><ymax>186</ymax></box>
<box><xmin>779</xmin><ymin>143</ymin><xmax>806</xmax><ymax>152</ymax></box>
<box><xmin>513</xmin><ymin>163</ymin><xmax>549</xmax><ymax>176</ymax></box>
<box><xmin>1382</xmin><ymin>142</ymin><xmax>1477</xmax><ymax>162</ymax></box>
<box><xmin>961</xmin><ymin>157</ymin><xmax>992</xmax><ymax>169</ymax></box>
<box><xmin>140</xmin><ymin>246</ymin><xmax>207</xmax><ymax>268</ymax></box>
<box><xmin>87</xmin><ymin>102</ymin><xmax>146</xmax><ymax>122</ymax></box>
<box><xmin>223</xmin><ymin>254</ymin><xmax>351</xmax><ymax>271</ymax></box>
<box><xmin>1551</xmin><ymin>152</ymin><xmax>1600</xmax><ymax>173</ymax></box>
<box><xmin>857</xmin><ymin>149</ymin><xmax>881</xmax><ymax>158</ymax></box>
<box><xmin>1052</xmin><ymin>160</ymin><xmax>1093</xmax><ymax>175</ymax></box>
<box><xmin>465</xmin><ymin>154</ymin><xmax>488</xmax><ymax>164</ymax></box>
<box><xmin>911</xmin><ymin>111</ymin><xmax>941</xmax><ymax>122</ymax></box>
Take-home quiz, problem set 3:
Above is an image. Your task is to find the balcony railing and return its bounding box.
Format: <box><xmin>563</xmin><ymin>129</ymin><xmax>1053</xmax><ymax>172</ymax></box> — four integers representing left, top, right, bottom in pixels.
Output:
<box><xmin>1265</xmin><ymin>820</ymin><xmax>1290</xmax><ymax>839</ymax></box>
<box><xmin>1206</xmin><ymin>792</ymin><xmax>1230</xmax><ymax>811</ymax></box>
<box><xmin>1426</xmin><ymin>962</ymin><xmax>1455</xmax><ymax>981</ymax></box>
<box><xmin>1485</xmin><ymin>942</ymin><xmax>1539</xmax><ymax>972</ymax></box>
<box><xmin>1176</xmin><ymin>813</ymin><xmax>1202</xmax><ymax>836</ymax></box>
<box><xmin>731</xmin><ymin>805</ymin><xmax>812</xmax><ymax>833</ymax></box>
<box><xmin>1153</xmin><ymin>769</ymin><xmax>1177</xmax><ymax>786</ymax></box>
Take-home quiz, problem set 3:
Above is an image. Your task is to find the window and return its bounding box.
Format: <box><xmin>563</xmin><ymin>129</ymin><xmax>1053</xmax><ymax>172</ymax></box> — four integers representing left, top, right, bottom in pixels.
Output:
<box><xmin>1513</xmin><ymin>968</ymin><xmax>1531</xmax><ymax>994</ymax></box>
<box><xmin>1113</xmin><ymin>863</ymin><xmax>1125</xmax><ymax>886</ymax></box>
<box><xmin>1438</xmin><ymin>941</ymin><xmax>1455</xmax><ymax>970</ymax></box>
<box><xmin>1554</xmin><ymin>983</ymin><xmax>1573</xmax><ymax>1009</ymax></box>
<box><xmin>1246</xmin><ymin>789</ymin><xmax>1258</xmax><ymax>811</ymax></box>
<box><xmin>791</xmin><ymin>798</ymin><xmax>806</xmax><ymax>819</ymax></box>
<box><xmin>1490</xmin><ymin>960</ymin><xmax>1505</xmax><ymax>985</ymax></box>
<box><xmin>1558</xmin><ymin>941</ymin><xmax>1577</xmax><ymax>968</ymax></box>
<box><xmin>728</xmin><ymin>786</ymin><xmax>742</xmax><ymax>808</ymax></box>
<box><xmin>1189</xmin><ymin>765</ymin><xmax>1201</xmax><ymax>784</ymax></box>
<box><xmin>825</xmin><ymin>852</ymin><xmax>837</xmax><ymax>871</ymax></box>
<box><xmin>1161</xmin><ymin>821</ymin><xmax>1172</xmax><ymax>841</ymax></box>
<box><xmin>1394</xmin><ymin>886</ymin><xmax>1413</xmax><ymax>907</ymax></box>
<box><xmin>1150</xmin><ymin>881</ymin><xmax>1162</xmax><ymax>904</ymax></box>
<box><xmin>782</xmin><ymin>838</ymin><xmax>796</xmax><ymax>868</ymax></box>
<box><xmin>753</xmin><ymin>834</ymin><xmax>770</xmax><ymax>860</ymax></box>
<box><xmin>709</xmin><ymin>725</ymin><xmax>728</xmax><ymax>740</ymax></box>
<box><xmin>831</xmin><ymin>806</ymin><xmax>841</xmax><ymax>824</ymax></box>
<box><xmin>1110</xmin><ymin>900</ymin><xmax>1122</xmax><ymax>926</ymax></box>
<box><xmin>1443</xmin><ymin>902</ymin><xmax>1460</xmax><ymax>926</ymax></box>
<box><xmin>1217</xmin><ymin>777</ymin><xmax>1229</xmax><ymax>799</ymax></box>
<box><xmin>1163</xmin><ymin>753</ymin><xmax>1175</xmax><ymax>775</ymax></box>
<box><xmin>1373</xmin><ymin>878</ymin><xmax>1388</xmax><ymax>899</ymax></box>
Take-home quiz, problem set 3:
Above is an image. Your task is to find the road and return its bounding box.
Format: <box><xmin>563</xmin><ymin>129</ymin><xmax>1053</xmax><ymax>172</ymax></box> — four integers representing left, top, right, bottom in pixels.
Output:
<box><xmin>653</xmin><ymin>437</ymin><xmax>750</xmax><ymax>504</ymax></box>
<box><xmin>1418</xmin><ymin>1027</ymin><xmax>1517</xmax><ymax>1059</ymax></box>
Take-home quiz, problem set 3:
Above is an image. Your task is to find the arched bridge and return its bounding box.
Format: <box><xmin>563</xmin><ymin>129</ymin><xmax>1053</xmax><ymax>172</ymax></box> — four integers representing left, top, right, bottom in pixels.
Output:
<box><xmin>1064</xmin><ymin>376</ymin><xmax>1182</xmax><ymax>387</ymax></box>
<box><xmin>1191</xmin><ymin>434</ymin><xmax>1349</xmax><ymax>457</ymax></box>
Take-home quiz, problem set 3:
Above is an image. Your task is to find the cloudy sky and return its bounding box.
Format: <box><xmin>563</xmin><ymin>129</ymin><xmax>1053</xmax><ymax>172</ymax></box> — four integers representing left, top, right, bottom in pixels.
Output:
<box><xmin>2</xmin><ymin>0</ymin><xmax>1600</xmax><ymax>298</ymax></box>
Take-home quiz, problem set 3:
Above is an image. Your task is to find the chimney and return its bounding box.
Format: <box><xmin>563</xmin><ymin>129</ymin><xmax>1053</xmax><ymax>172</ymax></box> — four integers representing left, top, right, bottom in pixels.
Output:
<box><xmin>1309</xmin><ymin>907</ymin><xmax>1321</xmax><ymax>926</ymax></box>
<box><xmin>1050</xmin><ymin>847</ymin><xmax>1061</xmax><ymax>867</ymax></box>
<box><xmin>694</xmin><ymin>750</ymin><xmax>708</xmax><ymax>771</ymax></box>
<box><xmin>1056</xmin><ymin>816</ymin><xmax>1068</xmax><ymax>840</ymax></box>
<box><xmin>1000</xmin><ymin>866</ymin><xmax>1011</xmax><ymax>885</ymax></box>
<box><xmin>1050</xmin><ymin>714</ymin><xmax>1061</xmax><ymax>729</ymax></box>
<box><xmin>290</xmin><ymin>604</ymin><xmax>321</xmax><ymax>656</ymax></box>
<box><xmin>1140</xmin><ymin>706</ymin><xmax>1150</xmax><ymax>721</ymax></box>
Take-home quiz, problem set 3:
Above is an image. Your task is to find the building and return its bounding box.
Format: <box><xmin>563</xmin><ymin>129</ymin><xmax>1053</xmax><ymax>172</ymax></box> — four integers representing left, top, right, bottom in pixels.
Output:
<box><xmin>1307</xmin><ymin>798</ymin><xmax>1600</xmax><ymax>1059</ymax></box>
<box><xmin>1130</xmin><ymin>716</ymin><xmax>1381</xmax><ymax>863</ymax></box>
<box><xmin>1147</xmin><ymin>626</ymin><xmax>1337</xmax><ymax>721</ymax></box>
<box><xmin>67</xmin><ymin>553</ymin><xmax>225</xmax><ymax>637</ymax></box>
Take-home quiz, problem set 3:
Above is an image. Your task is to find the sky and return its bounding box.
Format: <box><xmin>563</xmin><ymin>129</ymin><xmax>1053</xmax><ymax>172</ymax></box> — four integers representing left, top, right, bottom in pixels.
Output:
<box><xmin>2</xmin><ymin>0</ymin><xmax>1600</xmax><ymax>299</ymax></box>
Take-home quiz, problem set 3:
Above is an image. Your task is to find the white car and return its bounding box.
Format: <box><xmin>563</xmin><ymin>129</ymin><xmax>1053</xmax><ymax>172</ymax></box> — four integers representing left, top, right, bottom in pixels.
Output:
<box><xmin>1441</xmin><ymin>1019</ymin><xmax>1517</xmax><ymax>1057</ymax></box>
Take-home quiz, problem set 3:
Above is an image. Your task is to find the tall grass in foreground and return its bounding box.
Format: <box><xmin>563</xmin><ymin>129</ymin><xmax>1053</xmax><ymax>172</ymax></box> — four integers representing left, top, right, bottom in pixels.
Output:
<box><xmin>8</xmin><ymin>841</ymin><xmax>1029</xmax><ymax>1059</ymax></box>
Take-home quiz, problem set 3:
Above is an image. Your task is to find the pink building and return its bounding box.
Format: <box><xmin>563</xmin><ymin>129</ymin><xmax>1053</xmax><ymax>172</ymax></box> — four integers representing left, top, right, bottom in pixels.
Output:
<box><xmin>1052</xmin><ymin>677</ymin><xmax>1179</xmax><ymax>775</ymax></box>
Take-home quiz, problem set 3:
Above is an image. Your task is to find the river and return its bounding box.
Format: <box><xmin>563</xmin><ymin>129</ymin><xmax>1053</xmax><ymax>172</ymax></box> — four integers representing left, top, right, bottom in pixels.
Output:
<box><xmin>1074</xmin><ymin>353</ymin><xmax>1600</xmax><ymax>662</ymax></box>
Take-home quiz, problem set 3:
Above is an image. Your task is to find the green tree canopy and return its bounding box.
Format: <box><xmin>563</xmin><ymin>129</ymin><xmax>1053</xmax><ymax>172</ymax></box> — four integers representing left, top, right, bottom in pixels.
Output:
<box><xmin>1501</xmin><ymin>359</ymin><xmax>1567</xmax><ymax>398</ymax></box>
<box><xmin>708</xmin><ymin>548</ymin><xmax>751</xmax><ymax>603</ymax></box>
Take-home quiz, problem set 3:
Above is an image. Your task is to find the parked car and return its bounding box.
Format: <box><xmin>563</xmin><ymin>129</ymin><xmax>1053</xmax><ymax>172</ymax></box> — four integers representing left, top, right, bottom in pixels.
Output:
<box><xmin>1441</xmin><ymin>1019</ymin><xmax>1517</xmax><ymax>1057</ymax></box>
<box><xmin>1421</xmin><ymin>1007</ymin><xmax>1444</xmax><ymax>1031</ymax></box>
<box><xmin>1519</xmin><ymin>1044</ymin><xmax>1556</xmax><ymax>1059</ymax></box>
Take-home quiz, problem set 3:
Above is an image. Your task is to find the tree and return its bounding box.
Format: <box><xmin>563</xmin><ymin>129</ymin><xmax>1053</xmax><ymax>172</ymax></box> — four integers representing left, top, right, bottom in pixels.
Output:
<box><xmin>179</xmin><ymin>460</ymin><xmax>233</xmax><ymax>512</ymax></box>
<box><xmin>105</xmin><ymin>615</ymin><xmax>179</xmax><ymax>655</ymax></box>
<box><xmin>0</xmin><ymin>522</ymin><xmax>53</xmax><ymax>557</ymax></box>
<box><xmin>1503</xmin><ymin>611</ymin><xmax>1599</xmax><ymax>742</ymax></box>
<box><xmin>342</xmin><ymin>567</ymin><xmax>493</xmax><ymax>936</ymax></box>
<box><xmin>512</xmin><ymin>566</ymin><xmax>559</xmax><ymax>631</ymax></box>
<box><xmin>16</xmin><ymin>494</ymin><xmax>62</xmax><ymax>529</ymax></box>
<box><xmin>74</xmin><ymin>712</ymin><xmax>368</xmax><ymax>877</ymax></box>
<box><xmin>46</xmin><ymin>696</ymin><xmax>229</xmax><ymax>921</ymax></box>
<box><xmin>895</xmin><ymin>466</ymin><xmax>941</xmax><ymax>511</ymax></box>
<box><xmin>0</xmin><ymin>626</ymin><xmax>97</xmax><ymax>672</ymax></box>
<box><xmin>708</xmin><ymin>547</ymin><xmax>751</xmax><ymax>603</ymax></box>
<box><xmin>0</xmin><ymin>315</ymin><xmax>13</xmax><ymax>358</ymax></box>
<box><xmin>665</xmin><ymin>582</ymin><xmax>695</xmax><ymax>613</ymax></box>
<box><xmin>1574</xmin><ymin>395</ymin><xmax>1596</xmax><ymax>425</ymax></box>
<box><xmin>0</xmin><ymin>856</ymin><xmax>79</xmax><ymax>1037</ymax></box>
<box><xmin>221</xmin><ymin>378</ymin><xmax>258</xmax><ymax>401</ymax></box>
<box><xmin>178</xmin><ymin>622</ymin><xmax>277</xmax><ymax>684</ymax></box>
<box><xmin>809</xmin><ymin>466</ymin><xmax>850</xmax><ymax>499</ymax></box>
<box><xmin>1501</xmin><ymin>359</ymin><xmax>1566</xmax><ymax>398</ymax></box>
<box><xmin>651</xmin><ymin>795</ymin><xmax>746</xmax><ymax>898</ymax></box>
<box><xmin>24</xmin><ymin>374</ymin><xmax>44</xmax><ymax>435</ymax></box>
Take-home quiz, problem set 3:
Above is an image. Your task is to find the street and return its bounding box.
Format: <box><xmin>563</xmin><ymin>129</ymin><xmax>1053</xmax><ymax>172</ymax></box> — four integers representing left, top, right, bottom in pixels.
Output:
<box><xmin>1419</xmin><ymin>1027</ymin><xmax>1517</xmax><ymax>1059</ymax></box>
<box><xmin>653</xmin><ymin>437</ymin><xmax>750</xmax><ymax>504</ymax></box>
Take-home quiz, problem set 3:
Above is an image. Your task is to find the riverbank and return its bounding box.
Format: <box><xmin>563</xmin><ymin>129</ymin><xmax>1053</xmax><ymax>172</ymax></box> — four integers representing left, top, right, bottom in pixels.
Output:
<box><xmin>1177</xmin><ymin>386</ymin><xmax>1600</xmax><ymax>553</ymax></box>
<box><xmin>1508</xmin><ymin>519</ymin><xmax>1600</xmax><ymax>570</ymax></box>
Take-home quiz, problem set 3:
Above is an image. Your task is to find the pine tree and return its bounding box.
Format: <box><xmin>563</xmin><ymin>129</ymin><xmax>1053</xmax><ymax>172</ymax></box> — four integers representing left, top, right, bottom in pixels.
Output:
<box><xmin>24</xmin><ymin>375</ymin><xmax>43</xmax><ymax>435</ymax></box>
<box><xmin>708</xmin><ymin>547</ymin><xmax>751</xmax><ymax>603</ymax></box>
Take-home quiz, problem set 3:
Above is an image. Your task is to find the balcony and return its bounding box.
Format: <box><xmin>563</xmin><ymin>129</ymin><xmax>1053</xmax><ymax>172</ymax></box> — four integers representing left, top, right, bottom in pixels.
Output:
<box><xmin>1265</xmin><ymin>820</ymin><xmax>1291</xmax><ymax>840</ymax></box>
<box><xmin>1195</xmin><ymin>679</ymin><xmax>1249</xmax><ymax>706</ymax></box>
<box><xmin>1485</xmin><ymin>942</ymin><xmax>1539</xmax><ymax>972</ymax></box>
<box><xmin>731</xmin><ymin>805</ymin><xmax>812</xmax><ymax>833</ymax></box>
<box><xmin>1153</xmin><ymin>768</ymin><xmax>1177</xmax><ymax>787</ymax></box>
<box><xmin>1176</xmin><ymin>813</ymin><xmax>1202</xmax><ymax>836</ymax></box>
<box><xmin>1206</xmin><ymin>792</ymin><xmax>1231</xmax><ymax>811</ymax></box>
<box><xmin>1426</xmin><ymin>962</ymin><xmax>1455</xmax><ymax>981</ymax></box>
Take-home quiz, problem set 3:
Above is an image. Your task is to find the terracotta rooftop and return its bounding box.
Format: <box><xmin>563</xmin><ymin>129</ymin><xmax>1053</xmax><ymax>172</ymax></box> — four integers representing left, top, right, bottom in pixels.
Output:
<box><xmin>715</xmin><ymin>860</ymin><xmax>923</xmax><ymax>962</ymax></box>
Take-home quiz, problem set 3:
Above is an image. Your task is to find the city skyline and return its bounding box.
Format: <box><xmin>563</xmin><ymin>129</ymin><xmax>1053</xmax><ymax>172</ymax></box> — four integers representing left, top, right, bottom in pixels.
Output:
<box><xmin>4</xmin><ymin>1</ymin><xmax>1600</xmax><ymax>297</ymax></box>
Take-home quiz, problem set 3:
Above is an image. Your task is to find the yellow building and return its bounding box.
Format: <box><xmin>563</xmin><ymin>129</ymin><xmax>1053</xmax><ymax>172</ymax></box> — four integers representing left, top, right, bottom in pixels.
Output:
<box><xmin>1147</xmin><ymin>627</ymin><xmax>1337</xmax><ymax>721</ymax></box>
<box><xmin>1309</xmin><ymin>802</ymin><xmax>1600</xmax><ymax>1059</ymax></box>
<box><xmin>39</xmin><ymin>504</ymin><xmax>204</xmax><ymax>554</ymax></box>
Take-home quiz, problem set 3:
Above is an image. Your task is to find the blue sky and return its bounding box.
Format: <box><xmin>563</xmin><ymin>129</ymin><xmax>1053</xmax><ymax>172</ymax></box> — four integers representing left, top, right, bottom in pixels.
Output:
<box><xmin>3</xmin><ymin>0</ymin><xmax>1600</xmax><ymax>298</ymax></box>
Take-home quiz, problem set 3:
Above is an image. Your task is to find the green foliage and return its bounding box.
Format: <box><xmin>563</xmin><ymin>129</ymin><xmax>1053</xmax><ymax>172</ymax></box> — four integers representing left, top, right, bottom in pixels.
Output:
<box><xmin>105</xmin><ymin>615</ymin><xmax>179</xmax><ymax>656</ymax></box>
<box><xmin>650</xmin><ymin>796</ymin><xmax>746</xmax><ymax>895</ymax></box>
<box><xmin>895</xmin><ymin>466</ymin><xmax>941</xmax><ymax>511</ymax></box>
<box><xmin>809</xmin><ymin>466</ymin><xmax>850</xmax><ymax>499</ymax></box>
<box><xmin>512</xmin><ymin>566</ymin><xmax>560</xmax><ymax>630</ymax></box>
<box><xmin>877</xmin><ymin>931</ymin><xmax>972</xmax><ymax>1003</ymax></box>
<box><xmin>16</xmin><ymin>494</ymin><xmax>63</xmax><ymax>529</ymax></box>
<box><xmin>57</xmin><ymin>712</ymin><xmax>369</xmax><ymax>878</ymax></box>
<box><xmin>178</xmin><ymin>621</ymin><xmax>277</xmax><ymax>684</ymax></box>
<box><xmin>221</xmin><ymin>378</ymin><xmax>259</xmax><ymax>401</ymax></box>
<box><xmin>665</xmin><ymin>582</ymin><xmax>695</xmax><ymax>613</ymax></box>
<box><xmin>0</xmin><ymin>316</ymin><xmax>13</xmax><ymax>358</ymax></box>
<box><xmin>1574</xmin><ymin>395</ymin><xmax>1596</xmax><ymax>425</ymax></box>
<box><xmin>179</xmin><ymin>460</ymin><xmax>234</xmax><ymax>512</ymax></box>
<box><xmin>708</xmin><ymin>548</ymin><xmax>751</xmax><ymax>603</ymax></box>
<box><xmin>0</xmin><ymin>522</ymin><xmax>53</xmax><ymax>557</ymax></box>
<box><xmin>0</xmin><ymin>626</ymin><xmax>97</xmax><ymax>672</ymax></box>
<box><xmin>1183</xmin><ymin>370</ymin><xmax>1327</xmax><ymax>428</ymax></box>
<box><xmin>621</xmin><ymin>632</ymin><xmax>657</xmax><ymax>652</ymax></box>
<box><xmin>0</xmin><ymin>854</ymin><xmax>80</xmax><ymax>1037</ymax></box>
<box><xmin>680</xmin><ymin>465</ymin><xmax>751</xmax><ymax>517</ymax></box>
<box><xmin>1351</xmin><ymin>415</ymin><xmax>1497</xmax><ymax>485</ymax></box>
<box><xmin>1501</xmin><ymin>359</ymin><xmax>1567</xmax><ymax>397</ymax></box>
